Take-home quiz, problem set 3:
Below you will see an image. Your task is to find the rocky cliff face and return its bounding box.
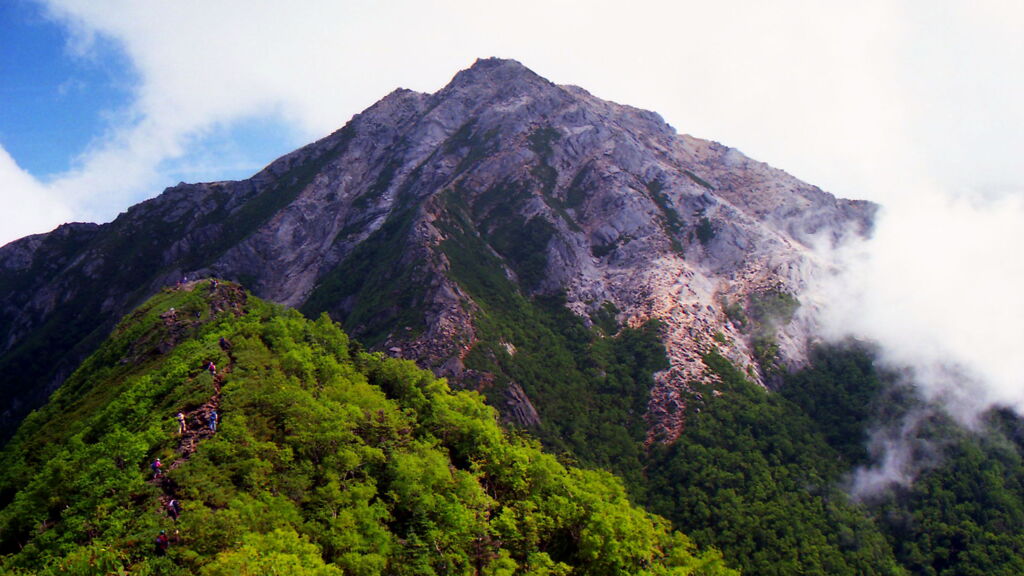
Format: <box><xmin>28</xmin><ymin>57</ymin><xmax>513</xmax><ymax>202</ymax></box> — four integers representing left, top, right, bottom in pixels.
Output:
<box><xmin>0</xmin><ymin>58</ymin><xmax>872</xmax><ymax>442</ymax></box>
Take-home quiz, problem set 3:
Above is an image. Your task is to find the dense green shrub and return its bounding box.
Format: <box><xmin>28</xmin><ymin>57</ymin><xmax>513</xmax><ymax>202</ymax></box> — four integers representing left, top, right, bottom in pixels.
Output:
<box><xmin>0</xmin><ymin>283</ymin><xmax>734</xmax><ymax>575</ymax></box>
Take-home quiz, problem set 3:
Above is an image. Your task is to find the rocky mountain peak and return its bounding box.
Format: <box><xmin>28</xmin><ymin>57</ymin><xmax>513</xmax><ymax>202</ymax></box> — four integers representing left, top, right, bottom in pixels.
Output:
<box><xmin>0</xmin><ymin>59</ymin><xmax>872</xmax><ymax>444</ymax></box>
<box><xmin>446</xmin><ymin>57</ymin><xmax>553</xmax><ymax>92</ymax></box>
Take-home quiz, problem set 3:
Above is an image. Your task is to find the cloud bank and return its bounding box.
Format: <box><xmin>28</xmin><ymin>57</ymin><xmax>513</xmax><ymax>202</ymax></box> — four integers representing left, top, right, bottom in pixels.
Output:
<box><xmin>806</xmin><ymin>182</ymin><xmax>1024</xmax><ymax>494</ymax></box>
<box><xmin>7</xmin><ymin>1</ymin><xmax>1022</xmax><ymax>246</ymax></box>
<box><xmin>818</xmin><ymin>189</ymin><xmax>1024</xmax><ymax>422</ymax></box>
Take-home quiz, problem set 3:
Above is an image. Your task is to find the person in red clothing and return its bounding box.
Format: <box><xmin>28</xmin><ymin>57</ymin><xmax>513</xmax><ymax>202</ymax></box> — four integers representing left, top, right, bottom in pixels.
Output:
<box><xmin>155</xmin><ymin>530</ymin><xmax>169</xmax><ymax>555</ymax></box>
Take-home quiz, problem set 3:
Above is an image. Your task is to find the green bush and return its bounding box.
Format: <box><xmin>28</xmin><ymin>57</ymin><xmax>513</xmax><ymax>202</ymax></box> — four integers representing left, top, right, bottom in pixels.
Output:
<box><xmin>0</xmin><ymin>284</ymin><xmax>732</xmax><ymax>575</ymax></box>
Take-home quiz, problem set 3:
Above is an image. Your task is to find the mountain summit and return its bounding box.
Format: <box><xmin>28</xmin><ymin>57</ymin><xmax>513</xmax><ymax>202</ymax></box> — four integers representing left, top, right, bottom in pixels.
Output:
<box><xmin>0</xmin><ymin>58</ymin><xmax>871</xmax><ymax>442</ymax></box>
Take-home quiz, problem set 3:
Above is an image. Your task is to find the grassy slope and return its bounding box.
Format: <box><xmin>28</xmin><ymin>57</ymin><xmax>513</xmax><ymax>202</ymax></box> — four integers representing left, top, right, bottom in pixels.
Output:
<box><xmin>0</xmin><ymin>282</ymin><xmax>734</xmax><ymax>576</ymax></box>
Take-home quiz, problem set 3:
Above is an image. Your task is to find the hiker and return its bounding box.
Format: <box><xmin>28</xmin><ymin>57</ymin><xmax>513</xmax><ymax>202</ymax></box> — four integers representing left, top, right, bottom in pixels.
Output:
<box><xmin>208</xmin><ymin>409</ymin><xmax>218</xmax><ymax>432</ymax></box>
<box><xmin>219</xmin><ymin>336</ymin><xmax>231</xmax><ymax>351</ymax></box>
<box><xmin>210</xmin><ymin>279</ymin><xmax>218</xmax><ymax>290</ymax></box>
<box><xmin>155</xmin><ymin>530</ymin><xmax>170</xmax><ymax>556</ymax></box>
<box><xmin>167</xmin><ymin>498</ymin><xmax>181</xmax><ymax>520</ymax></box>
<box><xmin>176</xmin><ymin>412</ymin><xmax>187</xmax><ymax>435</ymax></box>
<box><xmin>151</xmin><ymin>458</ymin><xmax>163</xmax><ymax>478</ymax></box>
<box><xmin>207</xmin><ymin>361</ymin><xmax>216</xmax><ymax>376</ymax></box>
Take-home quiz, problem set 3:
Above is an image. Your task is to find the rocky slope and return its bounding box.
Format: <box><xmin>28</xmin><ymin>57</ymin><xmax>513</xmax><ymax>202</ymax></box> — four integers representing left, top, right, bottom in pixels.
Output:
<box><xmin>0</xmin><ymin>58</ymin><xmax>872</xmax><ymax>442</ymax></box>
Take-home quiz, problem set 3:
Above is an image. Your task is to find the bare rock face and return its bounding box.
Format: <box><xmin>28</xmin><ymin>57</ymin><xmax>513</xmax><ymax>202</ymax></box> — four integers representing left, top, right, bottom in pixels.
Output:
<box><xmin>0</xmin><ymin>58</ymin><xmax>872</xmax><ymax>442</ymax></box>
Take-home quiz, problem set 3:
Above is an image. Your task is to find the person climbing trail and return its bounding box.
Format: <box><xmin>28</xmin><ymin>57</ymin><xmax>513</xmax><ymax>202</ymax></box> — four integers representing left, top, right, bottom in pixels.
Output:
<box><xmin>176</xmin><ymin>412</ymin><xmax>187</xmax><ymax>435</ymax></box>
<box><xmin>151</xmin><ymin>458</ymin><xmax>163</xmax><ymax>479</ymax></box>
<box><xmin>208</xmin><ymin>409</ymin><xmax>218</xmax><ymax>432</ymax></box>
<box><xmin>167</xmin><ymin>498</ymin><xmax>181</xmax><ymax>520</ymax></box>
<box><xmin>155</xmin><ymin>530</ymin><xmax>169</xmax><ymax>556</ymax></box>
<box><xmin>207</xmin><ymin>361</ymin><xmax>216</xmax><ymax>376</ymax></box>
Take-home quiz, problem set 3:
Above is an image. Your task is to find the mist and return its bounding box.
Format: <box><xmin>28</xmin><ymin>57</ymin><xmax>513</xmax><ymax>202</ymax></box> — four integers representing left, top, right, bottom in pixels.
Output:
<box><xmin>847</xmin><ymin>404</ymin><xmax>947</xmax><ymax>501</ymax></box>
<box><xmin>806</xmin><ymin>182</ymin><xmax>1024</xmax><ymax>494</ymax></box>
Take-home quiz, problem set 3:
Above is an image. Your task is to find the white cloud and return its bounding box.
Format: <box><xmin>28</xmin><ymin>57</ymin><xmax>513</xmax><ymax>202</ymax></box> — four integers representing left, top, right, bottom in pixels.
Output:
<box><xmin>816</xmin><ymin>188</ymin><xmax>1024</xmax><ymax>421</ymax></box>
<box><xmin>805</xmin><ymin>178</ymin><xmax>1024</xmax><ymax>494</ymax></box>
<box><xmin>0</xmin><ymin>146</ymin><xmax>74</xmax><ymax>246</ymax></box>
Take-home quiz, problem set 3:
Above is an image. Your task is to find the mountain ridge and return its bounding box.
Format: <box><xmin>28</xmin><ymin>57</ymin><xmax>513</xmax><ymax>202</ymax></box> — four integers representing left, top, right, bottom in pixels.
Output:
<box><xmin>0</xmin><ymin>280</ymin><xmax>737</xmax><ymax>574</ymax></box>
<box><xmin>0</xmin><ymin>57</ymin><xmax>872</xmax><ymax>443</ymax></box>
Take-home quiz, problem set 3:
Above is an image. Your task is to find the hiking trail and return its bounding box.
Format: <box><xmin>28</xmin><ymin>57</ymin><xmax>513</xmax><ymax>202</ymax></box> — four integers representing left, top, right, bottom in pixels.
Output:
<box><xmin>148</xmin><ymin>280</ymin><xmax>243</xmax><ymax>512</ymax></box>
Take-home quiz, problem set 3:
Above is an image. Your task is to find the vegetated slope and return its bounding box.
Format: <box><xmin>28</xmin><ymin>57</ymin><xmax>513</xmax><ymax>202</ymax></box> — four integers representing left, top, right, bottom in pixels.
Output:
<box><xmin>641</xmin><ymin>348</ymin><xmax>904</xmax><ymax>576</ymax></box>
<box><xmin>645</xmin><ymin>343</ymin><xmax>1024</xmax><ymax>576</ymax></box>
<box><xmin>0</xmin><ymin>57</ymin><xmax>872</xmax><ymax>444</ymax></box>
<box><xmin>781</xmin><ymin>349</ymin><xmax>1024</xmax><ymax>576</ymax></box>
<box><xmin>0</xmin><ymin>281</ymin><xmax>735</xmax><ymax>576</ymax></box>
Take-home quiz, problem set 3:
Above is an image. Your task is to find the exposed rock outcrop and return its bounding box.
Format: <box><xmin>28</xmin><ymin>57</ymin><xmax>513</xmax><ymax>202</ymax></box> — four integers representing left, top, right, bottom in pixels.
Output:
<box><xmin>0</xmin><ymin>58</ymin><xmax>872</xmax><ymax>442</ymax></box>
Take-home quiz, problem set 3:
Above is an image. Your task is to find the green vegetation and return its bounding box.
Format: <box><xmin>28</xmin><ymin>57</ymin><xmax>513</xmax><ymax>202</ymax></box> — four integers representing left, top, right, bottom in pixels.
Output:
<box><xmin>437</xmin><ymin>192</ymin><xmax>668</xmax><ymax>490</ymax></box>
<box><xmin>461</xmin><ymin>182</ymin><xmax>557</xmax><ymax>292</ymax></box>
<box><xmin>591</xmin><ymin>236</ymin><xmax>631</xmax><ymax>259</ymax></box>
<box><xmin>0</xmin><ymin>283</ymin><xmax>735</xmax><ymax>575</ymax></box>
<box><xmin>590</xmin><ymin>301</ymin><xmax>620</xmax><ymax>336</ymax></box>
<box><xmin>445</xmin><ymin>119</ymin><xmax>500</xmax><ymax>175</ymax></box>
<box><xmin>735</xmin><ymin>288</ymin><xmax>801</xmax><ymax>381</ymax></box>
<box><xmin>527</xmin><ymin>127</ymin><xmax>561</xmax><ymax>159</ymax></box>
<box><xmin>684</xmin><ymin>170</ymin><xmax>714</xmax><ymax>191</ymax></box>
<box><xmin>778</xmin><ymin>346</ymin><xmax>887</xmax><ymax>464</ymax></box>
<box><xmin>695</xmin><ymin>217</ymin><xmax>715</xmax><ymax>246</ymax></box>
<box><xmin>645</xmin><ymin>349</ymin><xmax>906</xmax><ymax>576</ymax></box>
<box><xmin>747</xmin><ymin>289</ymin><xmax>800</xmax><ymax>328</ymax></box>
<box><xmin>565</xmin><ymin>162</ymin><xmax>594</xmax><ymax>208</ymax></box>
<box><xmin>780</xmin><ymin>346</ymin><xmax>1024</xmax><ymax>575</ymax></box>
<box><xmin>645</xmin><ymin>181</ymin><xmax>685</xmax><ymax>256</ymax></box>
<box><xmin>720</xmin><ymin>298</ymin><xmax>748</xmax><ymax>329</ymax></box>
<box><xmin>873</xmin><ymin>413</ymin><xmax>1024</xmax><ymax>576</ymax></box>
<box><xmin>301</xmin><ymin>203</ymin><xmax>426</xmax><ymax>347</ymax></box>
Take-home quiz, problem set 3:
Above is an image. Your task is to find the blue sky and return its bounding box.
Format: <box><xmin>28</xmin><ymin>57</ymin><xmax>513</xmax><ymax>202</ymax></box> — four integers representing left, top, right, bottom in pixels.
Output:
<box><xmin>0</xmin><ymin>0</ymin><xmax>312</xmax><ymax>201</ymax></box>
<box><xmin>2</xmin><ymin>0</ymin><xmax>1024</xmax><ymax>471</ymax></box>
<box><xmin>0</xmin><ymin>1</ymin><xmax>134</xmax><ymax>177</ymax></box>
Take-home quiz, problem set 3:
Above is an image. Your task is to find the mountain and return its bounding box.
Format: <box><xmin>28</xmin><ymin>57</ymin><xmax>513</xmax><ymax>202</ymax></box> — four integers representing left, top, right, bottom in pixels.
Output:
<box><xmin>0</xmin><ymin>57</ymin><xmax>872</xmax><ymax>443</ymax></box>
<box><xmin>7</xmin><ymin>58</ymin><xmax>1024</xmax><ymax>576</ymax></box>
<box><xmin>0</xmin><ymin>282</ymin><xmax>737</xmax><ymax>574</ymax></box>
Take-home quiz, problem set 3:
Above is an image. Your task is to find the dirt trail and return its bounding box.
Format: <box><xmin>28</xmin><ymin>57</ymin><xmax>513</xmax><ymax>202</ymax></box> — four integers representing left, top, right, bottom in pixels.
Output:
<box><xmin>149</xmin><ymin>281</ymin><xmax>241</xmax><ymax>511</ymax></box>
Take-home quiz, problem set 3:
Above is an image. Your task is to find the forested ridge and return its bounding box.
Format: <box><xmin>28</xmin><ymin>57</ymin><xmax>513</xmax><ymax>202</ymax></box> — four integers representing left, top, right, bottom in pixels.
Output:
<box><xmin>0</xmin><ymin>281</ymin><xmax>734</xmax><ymax>575</ymax></box>
<box><xmin>4</xmin><ymin>280</ymin><xmax>1024</xmax><ymax>575</ymax></box>
<box><xmin>643</xmin><ymin>346</ymin><xmax>1024</xmax><ymax>576</ymax></box>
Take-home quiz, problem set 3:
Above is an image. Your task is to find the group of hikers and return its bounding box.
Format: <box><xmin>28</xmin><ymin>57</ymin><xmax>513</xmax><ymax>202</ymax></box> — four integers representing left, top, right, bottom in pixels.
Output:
<box><xmin>152</xmin><ymin>496</ymin><xmax>184</xmax><ymax>555</ymax></box>
<box><xmin>152</xmin><ymin>357</ymin><xmax>225</xmax><ymax>556</ymax></box>
<box><xmin>175</xmin><ymin>408</ymin><xmax>217</xmax><ymax>435</ymax></box>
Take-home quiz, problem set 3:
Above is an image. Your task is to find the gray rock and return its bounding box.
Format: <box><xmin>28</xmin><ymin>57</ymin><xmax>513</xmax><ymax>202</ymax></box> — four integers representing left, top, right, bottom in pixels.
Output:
<box><xmin>0</xmin><ymin>58</ymin><xmax>871</xmax><ymax>443</ymax></box>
